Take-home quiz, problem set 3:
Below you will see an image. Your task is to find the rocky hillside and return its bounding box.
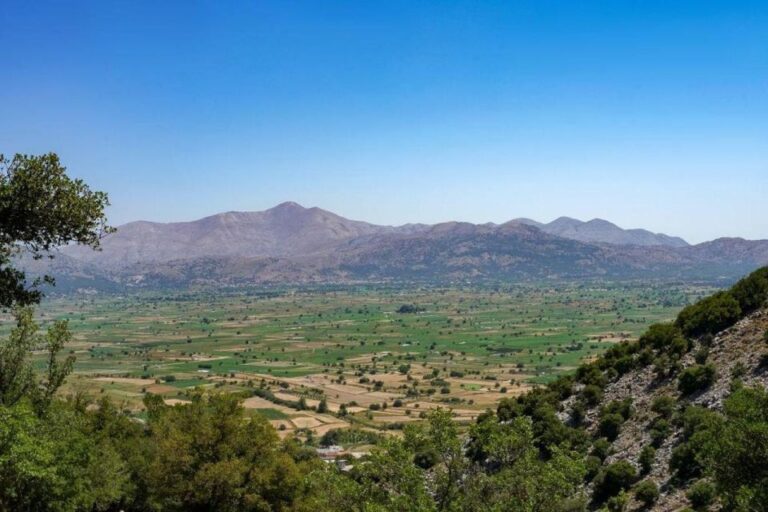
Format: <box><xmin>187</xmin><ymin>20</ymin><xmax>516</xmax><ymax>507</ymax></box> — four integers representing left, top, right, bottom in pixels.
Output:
<box><xmin>514</xmin><ymin>266</ymin><xmax>768</xmax><ymax>511</ymax></box>
<box><xmin>583</xmin><ymin>307</ymin><xmax>768</xmax><ymax>510</ymax></box>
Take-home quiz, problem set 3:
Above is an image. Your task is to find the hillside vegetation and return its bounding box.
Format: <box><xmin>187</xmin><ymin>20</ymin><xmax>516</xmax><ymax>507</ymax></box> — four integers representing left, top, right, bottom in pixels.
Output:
<box><xmin>1</xmin><ymin>264</ymin><xmax>766</xmax><ymax>510</ymax></box>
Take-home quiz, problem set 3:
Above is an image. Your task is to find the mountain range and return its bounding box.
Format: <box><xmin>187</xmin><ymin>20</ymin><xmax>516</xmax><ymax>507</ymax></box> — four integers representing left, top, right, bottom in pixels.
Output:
<box><xmin>24</xmin><ymin>202</ymin><xmax>768</xmax><ymax>290</ymax></box>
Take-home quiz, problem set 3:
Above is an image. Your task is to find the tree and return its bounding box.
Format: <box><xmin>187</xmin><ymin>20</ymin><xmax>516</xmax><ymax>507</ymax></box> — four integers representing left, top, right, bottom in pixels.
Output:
<box><xmin>0</xmin><ymin>153</ymin><xmax>113</xmax><ymax>308</ymax></box>
<box><xmin>676</xmin><ymin>291</ymin><xmax>741</xmax><ymax>338</ymax></box>
<box><xmin>593</xmin><ymin>461</ymin><xmax>637</xmax><ymax>504</ymax></box>
<box><xmin>699</xmin><ymin>387</ymin><xmax>768</xmax><ymax>510</ymax></box>
<box><xmin>0</xmin><ymin>400</ymin><xmax>130</xmax><ymax>512</ymax></box>
<box><xmin>141</xmin><ymin>392</ymin><xmax>311</xmax><ymax>512</ymax></box>
<box><xmin>0</xmin><ymin>307</ymin><xmax>74</xmax><ymax>413</ymax></box>
<box><xmin>404</xmin><ymin>409</ymin><xmax>466</xmax><ymax>510</ymax></box>
<box><xmin>678</xmin><ymin>364</ymin><xmax>717</xmax><ymax>395</ymax></box>
<box><xmin>634</xmin><ymin>480</ymin><xmax>659</xmax><ymax>508</ymax></box>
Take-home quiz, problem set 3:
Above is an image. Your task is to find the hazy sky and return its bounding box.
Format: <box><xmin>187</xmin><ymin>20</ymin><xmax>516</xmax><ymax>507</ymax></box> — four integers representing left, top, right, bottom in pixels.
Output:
<box><xmin>2</xmin><ymin>1</ymin><xmax>766</xmax><ymax>243</ymax></box>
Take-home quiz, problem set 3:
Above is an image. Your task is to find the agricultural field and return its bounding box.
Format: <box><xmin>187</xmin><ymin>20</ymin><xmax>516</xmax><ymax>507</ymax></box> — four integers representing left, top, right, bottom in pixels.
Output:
<box><xmin>2</xmin><ymin>281</ymin><xmax>714</xmax><ymax>440</ymax></box>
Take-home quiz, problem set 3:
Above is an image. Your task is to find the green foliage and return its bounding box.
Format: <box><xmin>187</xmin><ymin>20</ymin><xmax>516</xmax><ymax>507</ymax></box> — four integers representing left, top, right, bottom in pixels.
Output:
<box><xmin>686</xmin><ymin>479</ymin><xmax>716</xmax><ymax>510</ymax></box>
<box><xmin>0</xmin><ymin>308</ymin><xmax>74</xmax><ymax>413</ymax></box>
<box><xmin>729</xmin><ymin>267</ymin><xmax>768</xmax><ymax>315</ymax></box>
<box><xmin>677</xmin><ymin>364</ymin><xmax>717</xmax><ymax>395</ymax></box>
<box><xmin>0</xmin><ymin>153</ymin><xmax>113</xmax><ymax>307</ymax></box>
<box><xmin>639</xmin><ymin>445</ymin><xmax>656</xmax><ymax>475</ymax></box>
<box><xmin>634</xmin><ymin>479</ymin><xmax>659</xmax><ymax>507</ymax></box>
<box><xmin>669</xmin><ymin>406</ymin><xmax>719</xmax><ymax>481</ymax></box>
<box><xmin>639</xmin><ymin>323</ymin><xmax>688</xmax><ymax>356</ymax></box>
<box><xmin>598</xmin><ymin>413</ymin><xmax>624</xmax><ymax>442</ymax></box>
<box><xmin>591</xmin><ymin>438</ymin><xmax>611</xmax><ymax>462</ymax></box>
<box><xmin>648</xmin><ymin>417</ymin><xmax>671</xmax><ymax>448</ymax></box>
<box><xmin>676</xmin><ymin>291</ymin><xmax>741</xmax><ymax>338</ymax></box>
<box><xmin>593</xmin><ymin>461</ymin><xmax>637</xmax><ymax>504</ymax></box>
<box><xmin>320</xmin><ymin>428</ymin><xmax>383</xmax><ymax>447</ymax></box>
<box><xmin>141</xmin><ymin>393</ymin><xmax>312</xmax><ymax>511</ymax></box>
<box><xmin>0</xmin><ymin>400</ymin><xmax>130</xmax><ymax>512</ymax></box>
<box><xmin>582</xmin><ymin>384</ymin><xmax>603</xmax><ymax>406</ymax></box>
<box><xmin>697</xmin><ymin>386</ymin><xmax>768</xmax><ymax>511</ymax></box>
<box><xmin>651</xmin><ymin>395</ymin><xmax>675</xmax><ymax>418</ymax></box>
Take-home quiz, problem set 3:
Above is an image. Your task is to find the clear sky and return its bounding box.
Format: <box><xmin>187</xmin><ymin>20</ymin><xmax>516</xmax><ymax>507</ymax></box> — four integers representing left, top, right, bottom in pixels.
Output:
<box><xmin>2</xmin><ymin>1</ymin><xmax>766</xmax><ymax>243</ymax></box>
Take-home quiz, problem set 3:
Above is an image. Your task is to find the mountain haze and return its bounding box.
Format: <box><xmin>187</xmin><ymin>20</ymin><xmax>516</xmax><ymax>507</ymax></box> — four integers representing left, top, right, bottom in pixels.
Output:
<box><xmin>515</xmin><ymin>216</ymin><xmax>689</xmax><ymax>247</ymax></box>
<box><xmin>33</xmin><ymin>202</ymin><xmax>768</xmax><ymax>290</ymax></box>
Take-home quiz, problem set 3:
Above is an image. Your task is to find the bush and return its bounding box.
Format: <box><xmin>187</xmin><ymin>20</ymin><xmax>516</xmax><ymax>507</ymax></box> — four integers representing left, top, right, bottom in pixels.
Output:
<box><xmin>730</xmin><ymin>267</ymin><xmax>768</xmax><ymax>314</ymax></box>
<box><xmin>605</xmin><ymin>491</ymin><xmax>628</xmax><ymax>512</ymax></box>
<box><xmin>599</xmin><ymin>413</ymin><xmax>624</xmax><ymax>441</ymax></box>
<box><xmin>694</xmin><ymin>347</ymin><xmax>709</xmax><ymax>364</ymax></box>
<box><xmin>639</xmin><ymin>445</ymin><xmax>656</xmax><ymax>474</ymax></box>
<box><xmin>582</xmin><ymin>384</ymin><xmax>603</xmax><ymax>406</ymax></box>
<box><xmin>640</xmin><ymin>323</ymin><xmax>689</xmax><ymax>355</ymax></box>
<box><xmin>676</xmin><ymin>291</ymin><xmax>741</xmax><ymax>338</ymax></box>
<box><xmin>649</xmin><ymin>418</ymin><xmax>671</xmax><ymax>448</ymax></box>
<box><xmin>635</xmin><ymin>479</ymin><xmax>659</xmax><ymax>507</ymax></box>
<box><xmin>593</xmin><ymin>461</ymin><xmax>638</xmax><ymax>503</ymax></box>
<box><xmin>602</xmin><ymin>399</ymin><xmax>633</xmax><ymax>421</ymax></box>
<box><xmin>678</xmin><ymin>364</ymin><xmax>717</xmax><ymax>395</ymax></box>
<box><xmin>687</xmin><ymin>479</ymin><xmax>716</xmax><ymax>510</ymax></box>
<box><xmin>592</xmin><ymin>438</ymin><xmax>612</xmax><ymax>461</ymax></box>
<box><xmin>585</xmin><ymin>455</ymin><xmax>602</xmax><ymax>481</ymax></box>
<box><xmin>651</xmin><ymin>395</ymin><xmax>676</xmax><ymax>418</ymax></box>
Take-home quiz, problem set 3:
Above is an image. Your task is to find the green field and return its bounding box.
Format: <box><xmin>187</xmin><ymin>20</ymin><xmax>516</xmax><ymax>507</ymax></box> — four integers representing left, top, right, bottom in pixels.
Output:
<box><xmin>1</xmin><ymin>281</ymin><xmax>714</xmax><ymax>433</ymax></box>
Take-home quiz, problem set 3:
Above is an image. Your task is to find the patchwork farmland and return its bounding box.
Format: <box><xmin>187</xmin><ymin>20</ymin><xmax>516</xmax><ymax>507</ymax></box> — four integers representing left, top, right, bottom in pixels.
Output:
<box><xmin>5</xmin><ymin>281</ymin><xmax>712</xmax><ymax>440</ymax></box>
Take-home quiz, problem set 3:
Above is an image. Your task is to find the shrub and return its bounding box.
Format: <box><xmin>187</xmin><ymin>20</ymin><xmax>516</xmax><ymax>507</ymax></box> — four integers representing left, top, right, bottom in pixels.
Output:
<box><xmin>676</xmin><ymin>291</ymin><xmax>741</xmax><ymax>338</ymax></box>
<box><xmin>606</xmin><ymin>491</ymin><xmax>628</xmax><ymax>512</ymax></box>
<box><xmin>678</xmin><ymin>364</ymin><xmax>717</xmax><ymax>395</ymax></box>
<box><xmin>649</xmin><ymin>418</ymin><xmax>671</xmax><ymax>448</ymax></box>
<box><xmin>635</xmin><ymin>480</ymin><xmax>659</xmax><ymax>507</ymax></box>
<box><xmin>639</xmin><ymin>445</ymin><xmax>656</xmax><ymax>475</ymax></box>
<box><xmin>602</xmin><ymin>399</ymin><xmax>633</xmax><ymax>421</ymax></box>
<box><xmin>640</xmin><ymin>323</ymin><xmax>688</xmax><ymax>355</ymax></box>
<box><xmin>687</xmin><ymin>479</ymin><xmax>716</xmax><ymax>510</ymax></box>
<box><xmin>585</xmin><ymin>455</ymin><xmax>602</xmax><ymax>481</ymax></box>
<box><xmin>731</xmin><ymin>361</ymin><xmax>747</xmax><ymax>379</ymax></box>
<box><xmin>651</xmin><ymin>395</ymin><xmax>676</xmax><ymax>418</ymax></box>
<box><xmin>694</xmin><ymin>347</ymin><xmax>709</xmax><ymax>364</ymax></box>
<box><xmin>582</xmin><ymin>384</ymin><xmax>603</xmax><ymax>406</ymax></box>
<box><xmin>729</xmin><ymin>267</ymin><xmax>768</xmax><ymax>314</ymax></box>
<box><xmin>593</xmin><ymin>461</ymin><xmax>637</xmax><ymax>503</ymax></box>
<box><xmin>592</xmin><ymin>438</ymin><xmax>612</xmax><ymax>461</ymax></box>
<box><xmin>599</xmin><ymin>413</ymin><xmax>624</xmax><ymax>441</ymax></box>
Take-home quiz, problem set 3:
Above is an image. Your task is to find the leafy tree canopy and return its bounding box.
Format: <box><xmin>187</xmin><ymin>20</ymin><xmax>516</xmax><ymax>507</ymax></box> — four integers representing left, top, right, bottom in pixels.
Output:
<box><xmin>0</xmin><ymin>153</ymin><xmax>113</xmax><ymax>307</ymax></box>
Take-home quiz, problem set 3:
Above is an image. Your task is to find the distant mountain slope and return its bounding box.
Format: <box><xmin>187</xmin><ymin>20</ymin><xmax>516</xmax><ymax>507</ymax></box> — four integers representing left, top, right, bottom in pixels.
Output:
<box><xmin>515</xmin><ymin>216</ymin><xmax>689</xmax><ymax>247</ymax></box>
<box><xmin>23</xmin><ymin>202</ymin><xmax>764</xmax><ymax>290</ymax></box>
<box><xmin>63</xmin><ymin>202</ymin><xmax>426</xmax><ymax>267</ymax></box>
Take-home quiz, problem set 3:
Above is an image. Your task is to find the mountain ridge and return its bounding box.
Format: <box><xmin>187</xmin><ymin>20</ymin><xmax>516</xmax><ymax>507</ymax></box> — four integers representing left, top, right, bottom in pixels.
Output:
<box><xmin>26</xmin><ymin>202</ymin><xmax>766</xmax><ymax>290</ymax></box>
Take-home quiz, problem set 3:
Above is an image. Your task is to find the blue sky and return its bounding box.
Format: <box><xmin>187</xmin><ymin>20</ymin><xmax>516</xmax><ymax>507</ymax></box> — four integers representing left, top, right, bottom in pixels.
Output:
<box><xmin>1</xmin><ymin>1</ymin><xmax>766</xmax><ymax>243</ymax></box>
